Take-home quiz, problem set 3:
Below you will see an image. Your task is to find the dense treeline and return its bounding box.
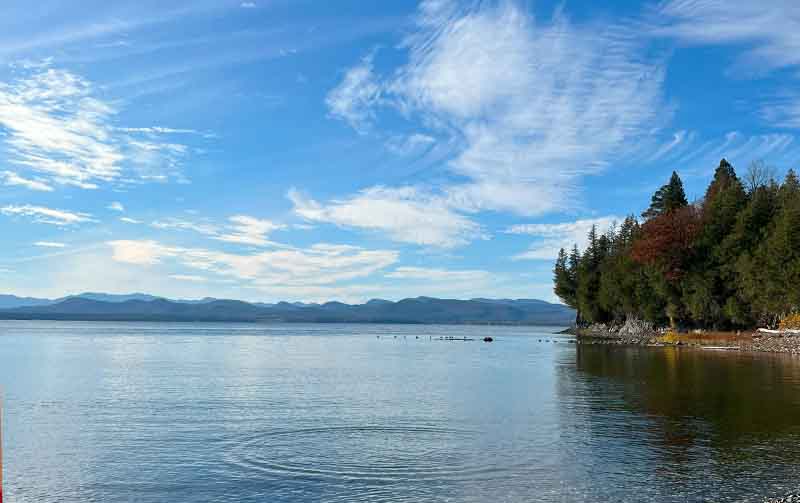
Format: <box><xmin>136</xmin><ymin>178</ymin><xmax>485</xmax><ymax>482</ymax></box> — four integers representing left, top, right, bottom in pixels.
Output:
<box><xmin>554</xmin><ymin>159</ymin><xmax>800</xmax><ymax>329</ymax></box>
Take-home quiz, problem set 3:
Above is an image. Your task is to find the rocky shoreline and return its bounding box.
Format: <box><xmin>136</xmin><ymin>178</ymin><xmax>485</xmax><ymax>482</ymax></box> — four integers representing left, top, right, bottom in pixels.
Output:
<box><xmin>569</xmin><ymin>318</ymin><xmax>800</xmax><ymax>355</ymax></box>
<box><xmin>764</xmin><ymin>495</ymin><xmax>800</xmax><ymax>503</ymax></box>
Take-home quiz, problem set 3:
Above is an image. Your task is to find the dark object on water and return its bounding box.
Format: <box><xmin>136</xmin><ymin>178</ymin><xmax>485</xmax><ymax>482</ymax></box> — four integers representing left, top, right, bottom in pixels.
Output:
<box><xmin>483</xmin><ymin>336</ymin><xmax>493</xmax><ymax>342</ymax></box>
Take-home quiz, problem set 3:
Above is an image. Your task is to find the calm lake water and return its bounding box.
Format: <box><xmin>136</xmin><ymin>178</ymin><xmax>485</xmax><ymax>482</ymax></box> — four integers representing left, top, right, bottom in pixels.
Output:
<box><xmin>2</xmin><ymin>321</ymin><xmax>800</xmax><ymax>502</ymax></box>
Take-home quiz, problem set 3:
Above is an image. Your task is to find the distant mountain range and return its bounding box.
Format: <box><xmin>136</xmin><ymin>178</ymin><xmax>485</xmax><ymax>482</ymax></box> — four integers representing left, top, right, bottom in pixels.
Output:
<box><xmin>0</xmin><ymin>293</ymin><xmax>575</xmax><ymax>325</ymax></box>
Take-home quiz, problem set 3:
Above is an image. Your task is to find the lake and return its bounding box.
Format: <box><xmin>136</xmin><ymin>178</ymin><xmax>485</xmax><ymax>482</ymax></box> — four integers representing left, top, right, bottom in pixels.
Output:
<box><xmin>1</xmin><ymin>321</ymin><xmax>799</xmax><ymax>502</ymax></box>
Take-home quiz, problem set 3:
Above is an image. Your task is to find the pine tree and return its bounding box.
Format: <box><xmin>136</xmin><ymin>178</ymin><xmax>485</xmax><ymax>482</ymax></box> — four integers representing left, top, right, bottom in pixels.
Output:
<box><xmin>684</xmin><ymin>159</ymin><xmax>747</xmax><ymax>328</ymax></box>
<box><xmin>740</xmin><ymin>170</ymin><xmax>800</xmax><ymax>325</ymax></box>
<box><xmin>642</xmin><ymin>171</ymin><xmax>688</xmax><ymax>220</ymax></box>
<box><xmin>553</xmin><ymin>248</ymin><xmax>576</xmax><ymax>309</ymax></box>
<box><xmin>725</xmin><ymin>184</ymin><xmax>778</xmax><ymax>325</ymax></box>
<box><xmin>598</xmin><ymin>216</ymin><xmax>642</xmax><ymax>321</ymax></box>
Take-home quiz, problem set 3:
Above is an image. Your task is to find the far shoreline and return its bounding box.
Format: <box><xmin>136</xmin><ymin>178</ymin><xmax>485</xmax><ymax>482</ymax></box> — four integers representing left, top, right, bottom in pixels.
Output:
<box><xmin>0</xmin><ymin>316</ymin><xmax>570</xmax><ymax>327</ymax></box>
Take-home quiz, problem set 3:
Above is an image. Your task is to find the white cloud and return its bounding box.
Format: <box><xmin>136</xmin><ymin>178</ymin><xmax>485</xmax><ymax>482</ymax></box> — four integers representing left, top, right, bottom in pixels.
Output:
<box><xmin>108</xmin><ymin>201</ymin><xmax>125</xmax><ymax>212</ymax></box>
<box><xmin>1</xmin><ymin>171</ymin><xmax>53</xmax><ymax>191</ymax></box>
<box><xmin>1</xmin><ymin>204</ymin><xmax>95</xmax><ymax>226</ymax></box>
<box><xmin>324</xmin><ymin>0</ymin><xmax>666</xmax><ymax>231</ymax></box>
<box><xmin>115</xmin><ymin>126</ymin><xmax>206</xmax><ymax>136</ymax></box>
<box><xmin>385</xmin><ymin>133</ymin><xmax>436</xmax><ymax>156</ymax></box>
<box><xmin>108</xmin><ymin>240</ymin><xmax>179</xmax><ymax>265</ymax></box>
<box><xmin>508</xmin><ymin>216</ymin><xmax>621</xmax><ymax>260</ymax></box>
<box><xmin>9</xmin><ymin>58</ymin><xmax>54</xmax><ymax>70</ymax></box>
<box><xmin>120</xmin><ymin>217</ymin><xmax>141</xmax><ymax>224</ymax></box>
<box><xmin>655</xmin><ymin>0</ymin><xmax>800</xmax><ymax>72</ymax></box>
<box><xmin>108</xmin><ymin>239</ymin><xmax>399</xmax><ymax>287</ymax></box>
<box><xmin>289</xmin><ymin>186</ymin><xmax>483</xmax><ymax>248</ymax></box>
<box><xmin>150</xmin><ymin>214</ymin><xmax>287</xmax><ymax>247</ymax></box>
<box><xmin>0</xmin><ymin>69</ymin><xmax>123</xmax><ymax>188</ymax></box>
<box><xmin>633</xmin><ymin>130</ymin><xmax>800</xmax><ymax>175</ymax></box>
<box><xmin>759</xmin><ymin>94</ymin><xmax>800</xmax><ymax>129</ymax></box>
<box><xmin>0</xmin><ymin>67</ymin><xmax>195</xmax><ymax>190</ymax></box>
<box><xmin>325</xmin><ymin>55</ymin><xmax>382</xmax><ymax>133</ymax></box>
<box><xmin>240</xmin><ymin>2</ymin><xmax>257</xmax><ymax>8</ymax></box>
<box><xmin>213</xmin><ymin>215</ymin><xmax>286</xmax><ymax>247</ymax></box>
<box><xmin>385</xmin><ymin>266</ymin><xmax>489</xmax><ymax>281</ymax></box>
<box><xmin>655</xmin><ymin>1</ymin><xmax>800</xmax><ymax>129</ymax></box>
<box><xmin>398</xmin><ymin>3</ymin><xmax>664</xmax><ymax>214</ymax></box>
<box><xmin>169</xmin><ymin>274</ymin><xmax>208</xmax><ymax>282</ymax></box>
<box><xmin>151</xmin><ymin>217</ymin><xmax>219</xmax><ymax>236</ymax></box>
<box><xmin>34</xmin><ymin>241</ymin><xmax>66</xmax><ymax>248</ymax></box>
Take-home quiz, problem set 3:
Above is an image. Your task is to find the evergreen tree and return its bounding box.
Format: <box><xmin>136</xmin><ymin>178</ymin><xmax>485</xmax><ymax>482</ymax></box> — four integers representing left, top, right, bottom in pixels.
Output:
<box><xmin>724</xmin><ymin>185</ymin><xmax>778</xmax><ymax>325</ymax></box>
<box><xmin>642</xmin><ymin>171</ymin><xmax>688</xmax><ymax>220</ymax></box>
<box><xmin>683</xmin><ymin>159</ymin><xmax>747</xmax><ymax>328</ymax></box>
<box><xmin>598</xmin><ymin>216</ymin><xmax>642</xmax><ymax>321</ymax></box>
<box><xmin>553</xmin><ymin>248</ymin><xmax>576</xmax><ymax>309</ymax></box>
<box><xmin>739</xmin><ymin>170</ymin><xmax>800</xmax><ymax>325</ymax></box>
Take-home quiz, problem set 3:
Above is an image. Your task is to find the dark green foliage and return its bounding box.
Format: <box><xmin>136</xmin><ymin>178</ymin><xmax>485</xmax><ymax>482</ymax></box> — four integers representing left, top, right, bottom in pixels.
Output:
<box><xmin>737</xmin><ymin>169</ymin><xmax>800</xmax><ymax>326</ymax></box>
<box><xmin>682</xmin><ymin>159</ymin><xmax>748</xmax><ymax>328</ymax></box>
<box><xmin>642</xmin><ymin>171</ymin><xmax>688</xmax><ymax>220</ymax></box>
<box><xmin>553</xmin><ymin>161</ymin><xmax>800</xmax><ymax>329</ymax></box>
<box><xmin>553</xmin><ymin>248</ymin><xmax>576</xmax><ymax>309</ymax></box>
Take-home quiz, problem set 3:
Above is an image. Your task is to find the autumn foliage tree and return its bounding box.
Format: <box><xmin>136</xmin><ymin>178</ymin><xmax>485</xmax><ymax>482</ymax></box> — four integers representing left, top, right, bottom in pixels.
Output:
<box><xmin>631</xmin><ymin>206</ymin><xmax>700</xmax><ymax>327</ymax></box>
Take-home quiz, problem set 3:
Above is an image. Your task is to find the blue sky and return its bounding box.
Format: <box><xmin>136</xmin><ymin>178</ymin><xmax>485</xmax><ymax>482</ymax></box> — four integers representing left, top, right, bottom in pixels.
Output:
<box><xmin>0</xmin><ymin>0</ymin><xmax>798</xmax><ymax>303</ymax></box>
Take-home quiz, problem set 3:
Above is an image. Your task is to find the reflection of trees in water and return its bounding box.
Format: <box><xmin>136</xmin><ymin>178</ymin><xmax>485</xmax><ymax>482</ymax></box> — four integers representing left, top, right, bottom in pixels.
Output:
<box><xmin>559</xmin><ymin>345</ymin><xmax>800</xmax><ymax>467</ymax></box>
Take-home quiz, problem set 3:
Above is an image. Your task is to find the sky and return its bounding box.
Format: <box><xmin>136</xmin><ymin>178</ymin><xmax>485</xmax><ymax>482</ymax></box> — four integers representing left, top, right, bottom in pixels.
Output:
<box><xmin>0</xmin><ymin>0</ymin><xmax>798</xmax><ymax>304</ymax></box>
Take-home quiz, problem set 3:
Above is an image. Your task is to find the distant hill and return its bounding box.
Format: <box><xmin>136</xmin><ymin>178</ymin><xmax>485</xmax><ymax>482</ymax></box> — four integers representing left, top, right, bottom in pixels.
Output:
<box><xmin>58</xmin><ymin>292</ymin><xmax>165</xmax><ymax>303</ymax></box>
<box><xmin>0</xmin><ymin>294</ymin><xmax>53</xmax><ymax>309</ymax></box>
<box><xmin>0</xmin><ymin>292</ymin><xmax>219</xmax><ymax>309</ymax></box>
<box><xmin>0</xmin><ymin>294</ymin><xmax>574</xmax><ymax>325</ymax></box>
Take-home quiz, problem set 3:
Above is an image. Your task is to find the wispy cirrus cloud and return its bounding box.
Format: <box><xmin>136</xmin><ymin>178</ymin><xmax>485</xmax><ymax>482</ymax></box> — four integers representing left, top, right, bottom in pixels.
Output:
<box><xmin>508</xmin><ymin>216</ymin><xmax>621</xmax><ymax>260</ymax></box>
<box><xmin>150</xmin><ymin>214</ymin><xmax>287</xmax><ymax>247</ymax></box>
<box><xmin>759</xmin><ymin>94</ymin><xmax>800</xmax><ymax>130</ymax></box>
<box><xmin>34</xmin><ymin>241</ymin><xmax>67</xmax><ymax>248</ymax></box>
<box><xmin>151</xmin><ymin>217</ymin><xmax>219</xmax><ymax>236</ymax></box>
<box><xmin>108</xmin><ymin>239</ymin><xmax>398</xmax><ymax>287</ymax></box>
<box><xmin>115</xmin><ymin>126</ymin><xmax>212</xmax><ymax>137</ymax></box>
<box><xmin>325</xmin><ymin>55</ymin><xmax>382</xmax><ymax>133</ymax></box>
<box><xmin>394</xmin><ymin>2</ymin><xmax>665</xmax><ymax>215</ymax></box>
<box><xmin>1</xmin><ymin>204</ymin><xmax>95</xmax><ymax>226</ymax></box>
<box><xmin>169</xmin><ymin>274</ymin><xmax>208</xmax><ymax>282</ymax></box>
<box><xmin>0</xmin><ymin>2</ymin><xmax>231</xmax><ymax>59</ymax></box>
<box><xmin>654</xmin><ymin>0</ymin><xmax>800</xmax><ymax>129</ymax></box>
<box><xmin>213</xmin><ymin>215</ymin><xmax>286</xmax><ymax>247</ymax></box>
<box><xmin>289</xmin><ymin>186</ymin><xmax>483</xmax><ymax>248</ymax></box>
<box><xmin>385</xmin><ymin>266</ymin><xmax>489</xmax><ymax>281</ymax></box>
<box><xmin>654</xmin><ymin>0</ymin><xmax>800</xmax><ymax>72</ymax></box>
<box><xmin>630</xmin><ymin>130</ymin><xmax>800</xmax><ymax>174</ymax></box>
<box><xmin>318</xmin><ymin>0</ymin><xmax>666</xmax><ymax>246</ymax></box>
<box><xmin>107</xmin><ymin>201</ymin><xmax>125</xmax><ymax>212</ymax></box>
<box><xmin>1</xmin><ymin>170</ymin><xmax>53</xmax><ymax>191</ymax></box>
<box><xmin>0</xmin><ymin>68</ymin><xmax>122</xmax><ymax>189</ymax></box>
<box><xmin>0</xmin><ymin>65</ymin><xmax>197</xmax><ymax>191</ymax></box>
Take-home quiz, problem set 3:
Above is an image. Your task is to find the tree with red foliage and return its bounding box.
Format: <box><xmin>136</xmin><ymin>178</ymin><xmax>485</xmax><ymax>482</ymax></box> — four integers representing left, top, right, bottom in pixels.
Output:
<box><xmin>631</xmin><ymin>206</ymin><xmax>701</xmax><ymax>327</ymax></box>
<box><xmin>632</xmin><ymin>206</ymin><xmax>700</xmax><ymax>282</ymax></box>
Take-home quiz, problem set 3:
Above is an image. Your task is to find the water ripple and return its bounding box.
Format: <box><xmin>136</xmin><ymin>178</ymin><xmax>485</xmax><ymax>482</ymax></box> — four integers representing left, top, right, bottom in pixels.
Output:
<box><xmin>222</xmin><ymin>424</ymin><xmax>506</xmax><ymax>483</ymax></box>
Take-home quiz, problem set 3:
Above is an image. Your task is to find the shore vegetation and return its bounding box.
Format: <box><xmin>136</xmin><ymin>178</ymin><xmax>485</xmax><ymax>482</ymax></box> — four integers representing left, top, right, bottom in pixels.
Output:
<box><xmin>554</xmin><ymin>159</ymin><xmax>800</xmax><ymax>330</ymax></box>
